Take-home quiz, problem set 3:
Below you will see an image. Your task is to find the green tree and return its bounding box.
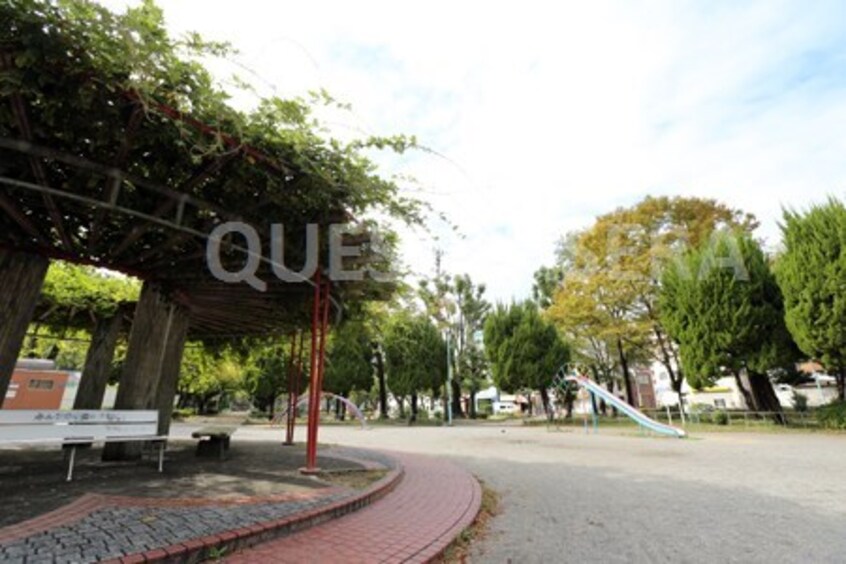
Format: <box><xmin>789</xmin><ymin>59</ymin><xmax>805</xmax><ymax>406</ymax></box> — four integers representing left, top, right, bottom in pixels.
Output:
<box><xmin>25</xmin><ymin>261</ymin><xmax>139</xmax><ymax>367</ymax></box>
<box><xmin>38</xmin><ymin>262</ymin><xmax>139</xmax><ymax>322</ymax></box>
<box><xmin>383</xmin><ymin>312</ymin><xmax>446</xmax><ymax>422</ymax></box>
<box><xmin>660</xmin><ymin>232</ymin><xmax>793</xmax><ymax>420</ymax></box>
<box><xmin>775</xmin><ymin>199</ymin><xmax>846</xmax><ymax>400</ymax></box>
<box><xmin>484</xmin><ymin>301</ymin><xmax>570</xmax><ymax>417</ymax></box>
<box><xmin>178</xmin><ymin>344</ymin><xmax>246</xmax><ymax>414</ymax></box>
<box><xmin>243</xmin><ymin>343</ymin><xmax>287</xmax><ymax>418</ymax></box>
<box><xmin>452</xmin><ymin>275</ymin><xmax>491</xmax><ymax>418</ymax></box>
<box><xmin>324</xmin><ymin>322</ymin><xmax>374</xmax><ymax>419</ymax></box>
<box><xmin>531</xmin><ymin>265</ymin><xmax>564</xmax><ymax>309</ymax></box>
<box><xmin>418</xmin><ymin>250</ymin><xmax>460</xmax><ymax>415</ymax></box>
<box><xmin>419</xmin><ymin>263</ymin><xmax>491</xmax><ymax>418</ymax></box>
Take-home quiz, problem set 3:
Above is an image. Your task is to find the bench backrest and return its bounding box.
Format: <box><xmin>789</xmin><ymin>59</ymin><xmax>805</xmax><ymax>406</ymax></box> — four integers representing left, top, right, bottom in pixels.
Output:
<box><xmin>0</xmin><ymin>410</ymin><xmax>159</xmax><ymax>442</ymax></box>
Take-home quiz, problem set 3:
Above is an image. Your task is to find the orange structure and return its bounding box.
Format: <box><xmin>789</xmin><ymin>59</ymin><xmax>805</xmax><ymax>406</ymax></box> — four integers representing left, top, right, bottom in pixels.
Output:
<box><xmin>2</xmin><ymin>361</ymin><xmax>70</xmax><ymax>410</ymax></box>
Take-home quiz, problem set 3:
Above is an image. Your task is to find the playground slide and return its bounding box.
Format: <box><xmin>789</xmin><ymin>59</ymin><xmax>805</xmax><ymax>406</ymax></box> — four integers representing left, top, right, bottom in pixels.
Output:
<box><xmin>569</xmin><ymin>375</ymin><xmax>686</xmax><ymax>438</ymax></box>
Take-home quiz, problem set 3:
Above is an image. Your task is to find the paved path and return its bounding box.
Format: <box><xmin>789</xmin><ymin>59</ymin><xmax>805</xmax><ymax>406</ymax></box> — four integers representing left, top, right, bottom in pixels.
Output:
<box><xmin>297</xmin><ymin>423</ymin><xmax>846</xmax><ymax>563</ymax></box>
<box><xmin>227</xmin><ymin>453</ymin><xmax>481</xmax><ymax>563</ymax></box>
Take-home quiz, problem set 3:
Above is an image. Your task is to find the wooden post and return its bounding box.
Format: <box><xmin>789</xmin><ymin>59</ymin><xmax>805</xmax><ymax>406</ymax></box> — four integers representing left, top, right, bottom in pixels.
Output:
<box><xmin>0</xmin><ymin>249</ymin><xmax>49</xmax><ymax>404</ymax></box>
<box><xmin>152</xmin><ymin>305</ymin><xmax>190</xmax><ymax>436</ymax></box>
<box><xmin>73</xmin><ymin>314</ymin><xmax>123</xmax><ymax>410</ymax></box>
<box><xmin>103</xmin><ymin>282</ymin><xmax>181</xmax><ymax>460</ymax></box>
<box><xmin>283</xmin><ymin>330</ymin><xmax>299</xmax><ymax>445</ymax></box>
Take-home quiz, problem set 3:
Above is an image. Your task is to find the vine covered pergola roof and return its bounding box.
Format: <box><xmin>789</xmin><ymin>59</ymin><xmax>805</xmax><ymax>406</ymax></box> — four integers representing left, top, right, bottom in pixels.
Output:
<box><xmin>0</xmin><ymin>0</ymin><xmax>416</xmax><ymax>336</ymax></box>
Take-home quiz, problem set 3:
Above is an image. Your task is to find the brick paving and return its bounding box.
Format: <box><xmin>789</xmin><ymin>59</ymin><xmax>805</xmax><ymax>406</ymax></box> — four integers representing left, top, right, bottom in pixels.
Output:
<box><xmin>226</xmin><ymin>453</ymin><xmax>482</xmax><ymax>564</ymax></box>
<box><xmin>0</xmin><ymin>446</ymin><xmax>399</xmax><ymax>563</ymax></box>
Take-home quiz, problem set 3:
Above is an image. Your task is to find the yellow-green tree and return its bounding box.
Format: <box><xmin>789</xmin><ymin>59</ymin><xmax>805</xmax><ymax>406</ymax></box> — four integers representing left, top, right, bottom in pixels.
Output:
<box><xmin>546</xmin><ymin>196</ymin><xmax>757</xmax><ymax>404</ymax></box>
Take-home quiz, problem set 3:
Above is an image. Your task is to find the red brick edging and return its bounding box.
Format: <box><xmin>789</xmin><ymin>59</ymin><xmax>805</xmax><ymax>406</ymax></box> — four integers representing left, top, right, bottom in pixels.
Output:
<box><xmin>226</xmin><ymin>452</ymin><xmax>483</xmax><ymax>564</ymax></box>
<box><xmin>108</xmin><ymin>462</ymin><xmax>405</xmax><ymax>564</ymax></box>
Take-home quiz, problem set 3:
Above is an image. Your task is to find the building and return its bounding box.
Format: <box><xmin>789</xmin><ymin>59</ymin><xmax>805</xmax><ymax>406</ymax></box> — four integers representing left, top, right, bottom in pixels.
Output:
<box><xmin>2</xmin><ymin>359</ymin><xmax>74</xmax><ymax>410</ymax></box>
<box><xmin>633</xmin><ymin>367</ymin><xmax>657</xmax><ymax>409</ymax></box>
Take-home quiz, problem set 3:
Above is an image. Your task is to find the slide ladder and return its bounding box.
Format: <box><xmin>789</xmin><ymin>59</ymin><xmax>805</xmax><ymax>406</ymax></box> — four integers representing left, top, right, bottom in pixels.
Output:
<box><xmin>556</xmin><ymin>371</ymin><xmax>686</xmax><ymax>438</ymax></box>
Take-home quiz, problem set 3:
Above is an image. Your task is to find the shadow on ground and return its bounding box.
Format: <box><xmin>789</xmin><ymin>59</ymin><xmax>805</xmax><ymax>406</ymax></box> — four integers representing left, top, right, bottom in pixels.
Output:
<box><xmin>0</xmin><ymin>440</ymin><xmax>367</xmax><ymax>527</ymax></box>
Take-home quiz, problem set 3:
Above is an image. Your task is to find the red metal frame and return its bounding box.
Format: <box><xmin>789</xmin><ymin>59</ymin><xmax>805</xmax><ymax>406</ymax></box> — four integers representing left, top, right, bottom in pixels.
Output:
<box><xmin>302</xmin><ymin>273</ymin><xmax>331</xmax><ymax>474</ymax></box>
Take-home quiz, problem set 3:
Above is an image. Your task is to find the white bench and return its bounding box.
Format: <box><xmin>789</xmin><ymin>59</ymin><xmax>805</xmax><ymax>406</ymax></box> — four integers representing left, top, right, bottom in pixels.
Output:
<box><xmin>0</xmin><ymin>410</ymin><xmax>167</xmax><ymax>481</ymax></box>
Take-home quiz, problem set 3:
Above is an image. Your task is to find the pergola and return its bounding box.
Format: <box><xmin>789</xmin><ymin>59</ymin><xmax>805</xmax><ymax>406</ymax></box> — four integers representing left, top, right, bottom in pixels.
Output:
<box><xmin>0</xmin><ymin>2</ymin><xmax>398</xmax><ymax>465</ymax></box>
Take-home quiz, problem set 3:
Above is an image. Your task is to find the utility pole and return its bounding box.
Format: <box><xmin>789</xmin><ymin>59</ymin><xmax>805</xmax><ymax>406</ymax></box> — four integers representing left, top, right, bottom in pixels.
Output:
<box><xmin>445</xmin><ymin>329</ymin><xmax>453</xmax><ymax>426</ymax></box>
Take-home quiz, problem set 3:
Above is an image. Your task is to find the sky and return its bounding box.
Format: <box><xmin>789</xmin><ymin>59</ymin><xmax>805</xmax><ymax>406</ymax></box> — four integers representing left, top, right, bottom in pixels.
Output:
<box><xmin>101</xmin><ymin>0</ymin><xmax>846</xmax><ymax>302</ymax></box>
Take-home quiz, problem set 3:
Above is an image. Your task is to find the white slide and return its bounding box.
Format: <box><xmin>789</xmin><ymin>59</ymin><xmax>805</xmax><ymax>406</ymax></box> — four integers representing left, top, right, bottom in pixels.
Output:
<box><xmin>568</xmin><ymin>375</ymin><xmax>686</xmax><ymax>438</ymax></box>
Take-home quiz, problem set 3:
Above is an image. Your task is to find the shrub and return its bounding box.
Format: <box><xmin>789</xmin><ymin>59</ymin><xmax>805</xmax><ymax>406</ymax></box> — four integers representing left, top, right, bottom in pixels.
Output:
<box><xmin>710</xmin><ymin>410</ymin><xmax>729</xmax><ymax>425</ymax></box>
<box><xmin>172</xmin><ymin>407</ymin><xmax>196</xmax><ymax>420</ymax></box>
<box><xmin>792</xmin><ymin>391</ymin><xmax>809</xmax><ymax>413</ymax></box>
<box><xmin>817</xmin><ymin>401</ymin><xmax>846</xmax><ymax>430</ymax></box>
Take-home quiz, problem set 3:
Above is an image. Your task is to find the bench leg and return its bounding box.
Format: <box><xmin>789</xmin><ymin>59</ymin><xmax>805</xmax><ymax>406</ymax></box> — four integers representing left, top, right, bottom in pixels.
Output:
<box><xmin>66</xmin><ymin>446</ymin><xmax>76</xmax><ymax>482</ymax></box>
<box><xmin>158</xmin><ymin>442</ymin><xmax>165</xmax><ymax>473</ymax></box>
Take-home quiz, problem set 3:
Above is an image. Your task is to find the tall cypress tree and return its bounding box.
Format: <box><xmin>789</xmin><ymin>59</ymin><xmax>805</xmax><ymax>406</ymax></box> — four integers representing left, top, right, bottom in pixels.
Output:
<box><xmin>776</xmin><ymin>199</ymin><xmax>846</xmax><ymax>400</ymax></box>
<box><xmin>660</xmin><ymin>232</ymin><xmax>795</xmax><ymax>420</ymax></box>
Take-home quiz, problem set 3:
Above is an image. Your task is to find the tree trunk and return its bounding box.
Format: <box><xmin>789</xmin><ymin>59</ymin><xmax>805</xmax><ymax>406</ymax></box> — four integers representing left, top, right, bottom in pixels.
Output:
<box><xmin>74</xmin><ymin>314</ymin><xmax>123</xmax><ymax>410</ymax></box>
<box><xmin>409</xmin><ymin>392</ymin><xmax>418</xmax><ymax>424</ymax></box>
<box><xmin>604</xmin><ymin>380</ymin><xmax>617</xmax><ymax>417</ymax></box>
<box><xmin>152</xmin><ymin>306</ymin><xmax>189</xmax><ymax>435</ymax></box>
<box><xmin>397</xmin><ymin>396</ymin><xmax>405</xmax><ymax>418</ymax></box>
<box><xmin>837</xmin><ymin>369</ymin><xmax>845</xmax><ymax>401</ymax></box>
<box><xmin>451</xmin><ymin>379</ymin><xmax>464</xmax><ymax>418</ymax></box>
<box><xmin>590</xmin><ymin>365</ymin><xmax>608</xmax><ymax>415</ymax></box>
<box><xmin>0</xmin><ymin>249</ymin><xmax>49</xmax><ymax>404</ymax></box>
<box><xmin>744</xmin><ymin>370</ymin><xmax>787</xmax><ymax>424</ymax></box>
<box><xmin>656</xmin><ymin>325</ymin><xmax>685</xmax><ymax>399</ymax></box>
<box><xmin>103</xmin><ymin>283</ymin><xmax>183</xmax><ymax>461</ymax></box>
<box><xmin>616</xmin><ymin>336</ymin><xmax>635</xmax><ymax>406</ymax></box>
<box><xmin>540</xmin><ymin>387</ymin><xmax>552</xmax><ymax>421</ymax></box>
<box><xmin>732</xmin><ymin>370</ymin><xmax>755</xmax><ymax>411</ymax></box>
<box><xmin>469</xmin><ymin>390</ymin><xmax>477</xmax><ymax>419</ymax></box>
<box><xmin>374</xmin><ymin>345</ymin><xmax>388</xmax><ymax>418</ymax></box>
<box><xmin>565</xmin><ymin>387</ymin><xmax>575</xmax><ymax>418</ymax></box>
<box><xmin>334</xmin><ymin>398</ymin><xmax>342</xmax><ymax>420</ymax></box>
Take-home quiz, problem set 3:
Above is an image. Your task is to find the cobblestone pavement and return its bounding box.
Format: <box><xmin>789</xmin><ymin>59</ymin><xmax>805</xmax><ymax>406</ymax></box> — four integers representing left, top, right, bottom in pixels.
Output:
<box><xmin>0</xmin><ymin>444</ymin><xmax>397</xmax><ymax>563</ymax></box>
<box><xmin>226</xmin><ymin>452</ymin><xmax>481</xmax><ymax>563</ymax></box>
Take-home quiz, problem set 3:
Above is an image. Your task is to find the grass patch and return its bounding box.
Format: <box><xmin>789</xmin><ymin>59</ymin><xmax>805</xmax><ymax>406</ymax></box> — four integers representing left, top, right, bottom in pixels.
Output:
<box><xmin>436</xmin><ymin>479</ymin><xmax>501</xmax><ymax>563</ymax></box>
<box><xmin>318</xmin><ymin>469</ymin><xmax>388</xmax><ymax>490</ymax></box>
<box><xmin>523</xmin><ymin>414</ymin><xmax>842</xmax><ymax>434</ymax></box>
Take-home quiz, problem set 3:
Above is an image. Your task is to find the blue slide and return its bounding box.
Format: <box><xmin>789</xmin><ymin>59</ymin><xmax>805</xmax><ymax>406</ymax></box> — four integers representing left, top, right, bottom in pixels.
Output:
<box><xmin>568</xmin><ymin>374</ymin><xmax>686</xmax><ymax>438</ymax></box>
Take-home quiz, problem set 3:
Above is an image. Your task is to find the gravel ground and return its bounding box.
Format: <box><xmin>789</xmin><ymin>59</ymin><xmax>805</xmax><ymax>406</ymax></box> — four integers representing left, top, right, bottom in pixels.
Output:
<box><xmin>227</xmin><ymin>421</ymin><xmax>846</xmax><ymax>563</ymax></box>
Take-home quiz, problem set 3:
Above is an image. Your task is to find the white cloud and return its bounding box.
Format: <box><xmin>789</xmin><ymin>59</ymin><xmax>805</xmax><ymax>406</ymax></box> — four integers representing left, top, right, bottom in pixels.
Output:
<box><xmin>101</xmin><ymin>0</ymin><xmax>846</xmax><ymax>301</ymax></box>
